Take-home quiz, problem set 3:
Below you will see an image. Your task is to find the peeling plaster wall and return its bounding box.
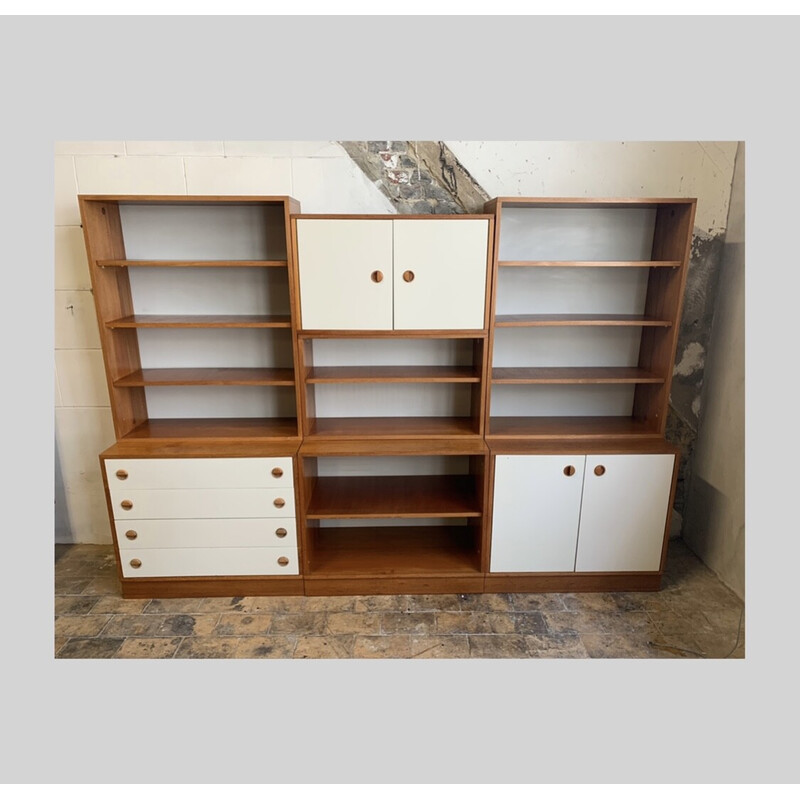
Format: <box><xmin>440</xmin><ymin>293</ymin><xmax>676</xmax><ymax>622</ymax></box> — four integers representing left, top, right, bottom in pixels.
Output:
<box><xmin>682</xmin><ymin>145</ymin><xmax>745</xmax><ymax>599</ymax></box>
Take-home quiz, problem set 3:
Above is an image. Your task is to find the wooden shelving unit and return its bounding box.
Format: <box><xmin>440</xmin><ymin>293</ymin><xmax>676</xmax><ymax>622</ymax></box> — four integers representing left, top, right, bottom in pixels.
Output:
<box><xmin>82</xmin><ymin>193</ymin><xmax>695</xmax><ymax>598</ymax></box>
<box><xmin>80</xmin><ymin>195</ymin><xmax>302</xmax><ymax>444</ymax></box>
<box><xmin>484</xmin><ymin>197</ymin><xmax>696</xmax><ymax>442</ymax></box>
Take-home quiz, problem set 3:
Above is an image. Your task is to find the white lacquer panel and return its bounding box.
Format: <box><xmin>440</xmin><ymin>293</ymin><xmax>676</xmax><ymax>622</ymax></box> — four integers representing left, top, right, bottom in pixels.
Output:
<box><xmin>114</xmin><ymin>518</ymin><xmax>298</xmax><ymax>549</ymax></box>
<box><xmin>109</xmin><ymin>488</ymin><xmax>295</xmax><ymax>520</ymax></box>
<box><xmin>119</xmin><ymin>546</ymin><xmax>299</xmax><ymax>577</ymax></box>
<box><xmin>393</xmin><ymin>219</ymin><xmax>489</xmax><ymax>330</ymax></box>
<box><xmin>296</xmin><ymin>219</ymin><xmax>393</xmax><ymax>330</ymax></box>
<box><xmin>575</xmin><ymin>454</ymin><xmax>674</xmax><ymax>572</ymax></box>
<box><xmin>490</xmin><ymin>455</ymin><xmax>585</xmax><ymax>572</ymax></box>
<box><xmin>105</xmin><ymin>457</ymin><xmax>293</xmax><ymax>489</ymax></box>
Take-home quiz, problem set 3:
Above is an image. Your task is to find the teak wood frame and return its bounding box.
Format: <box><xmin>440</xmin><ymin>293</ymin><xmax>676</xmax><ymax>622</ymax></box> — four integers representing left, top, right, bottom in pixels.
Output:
<box><xmin>80</xmin><ymin>195</ymin><xmax>696</xmax><ymax>598</ymax></box>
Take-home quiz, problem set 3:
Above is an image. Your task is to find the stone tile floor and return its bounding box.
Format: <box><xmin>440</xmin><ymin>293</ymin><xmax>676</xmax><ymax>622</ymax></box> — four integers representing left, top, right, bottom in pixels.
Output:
<box><xmin>54</xmin><ymin>539</ymin><xmax>745</xmax><ymax>659</ymax></box>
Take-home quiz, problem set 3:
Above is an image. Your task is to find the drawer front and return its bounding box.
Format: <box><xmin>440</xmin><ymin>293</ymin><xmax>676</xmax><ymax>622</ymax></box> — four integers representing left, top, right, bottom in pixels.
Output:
<box><xmin>110</xmin><ymin>488</ymin><xmax>295</xmax><ymax>520</ymax></box>
<box><xmin>113</xmin><ymin>518</ymin><xmax>297</xmax><ymax>549</ymax></box>
<box><xmin>105</xmin><ymin>457</ymin><xmax>294</xmax><ymax>490</ymax></box>
<box><xmin>119</xmin><ymin>547</ymin><xmax>300</xmax><ymax>578</ymax></box>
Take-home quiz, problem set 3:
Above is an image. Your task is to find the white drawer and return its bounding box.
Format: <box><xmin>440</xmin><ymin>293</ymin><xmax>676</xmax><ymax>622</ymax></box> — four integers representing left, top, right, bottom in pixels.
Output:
<box><xmin>105</xmin><ymin>457</ymin><xmax>294</xmax><ymax>490</ymax></box>
<box><xmin>118</xmin><ymin>547</ymin><xmax>300</xmax><ymax>578</ymax></box>
<box><xmin>113</xmin><ymin>518</ymin><xmax>297</xmax><ymax>549</ymax></box>
<box><xmin>110</xmin><ymin>487</ymin><xmax>295</xmax><ymax>520</ymax></box>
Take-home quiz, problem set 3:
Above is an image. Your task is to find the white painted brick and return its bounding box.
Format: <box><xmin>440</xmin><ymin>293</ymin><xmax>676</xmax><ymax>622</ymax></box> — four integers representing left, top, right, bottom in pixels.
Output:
<box><xmin>55</xmin><ymin>290</ymin><xmax>101</xmax><ymax>349</ymax></box>
<box><xmin>291</xmin><ymin>157</ymin><xmax>395</xmax><ymax>214</ymax></box>
<box><xmin>224</xmin><ymin>141</ymin><xmax>346</xmax><ymax>158</ymax></box>
<box><xmin>55</xmin><ymin>407</ymin><xmax>116</xmax><ymax>544</ymax></box>
<box><xmin>125</xmin><ymin>141</ymin><xmax>225</xmax><ymax>156</ymax></box>
<box><xmin>55</xmin><ymin>366</ymin><xmax>63</xmax><ymax>407</ymax></box>
<box><xmin>55</xmin><ymin>226</ymin><xmax>91</xmax><ymax>290</ymax></box>
<box><xmin>55</xmin><ymin>349</ymin><xmax>110</xmax><ymax>407</ymax></box>
<box><xmin>75</xmin><ymin>155</ymin><xmax>186</xmax><ymax>195</ymax></box>
<box><xmin>184</xmin><ymin>156</ymin><xmax>293</xmax><ymax>195</ymax></box>
<box><xmin>55</xmin><ymin>156</ymin><xmax>80</xmax><ymax>225</ymax></box>
<box><xmin>55</xmin><ymin>141</ymin><xmax>126</xmax><ymax>155</ymax></box>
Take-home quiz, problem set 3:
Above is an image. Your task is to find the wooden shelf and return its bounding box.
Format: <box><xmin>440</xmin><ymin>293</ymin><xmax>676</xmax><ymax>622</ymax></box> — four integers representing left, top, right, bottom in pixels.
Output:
<box><xmin>107</xmin><ymin>315</ymin><xmax>292</xmax><ymax>329</ymax></box>
<box><xmin>121</xmin><ymin>417</ymin><xmax>299</xmax><ymax>441</ymax></box>
<box><xmin>114</xmin><ymin>368</ymin><xmax>295</xmax><ymax>386</ymax></box>
<box><xmin>306</xmin><ymin>366</ymin><xmax>480</xmax><ymax>384</ymax></box>
<box><xmin>488</xmin><ymin>416</ymin><xmax>662</xmax><ymax>439</ymax></box>
<box><xmin>307</xmin><ymin>526</ymin><xmax>480</xmax><ymax>576</ymax></box>
<box><xmin>497</xmin><ymin>260</ymin><xmax>681</xmax><ymax>268</ymax></box>
<box><xmin>491</xmin><ymin>367</ymin><xmax>665</xmax><ymax>385</ymax></box>
<box><xmin>306</xmin><ymin>417</ymin><xmax>481</xmax><ymax>440</ymax></box>
<box><xmin>494</xmin><ymin>314</ymin><xmax>672</xmax><ymax>328</ymax></box>
<box><xmin>306</xmin><ymin>476</ymin><xmax>481</xmax><ymax>519</ymax></box>
<box><xmin>96</xmin><ymin>259</ymin><xmax>288</xmax><ymax>268</ymax></box>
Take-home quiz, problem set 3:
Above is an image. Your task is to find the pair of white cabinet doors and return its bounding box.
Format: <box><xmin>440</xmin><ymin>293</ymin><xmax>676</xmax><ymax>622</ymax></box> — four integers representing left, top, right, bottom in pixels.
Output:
<box><xmin>491</xmin><ymin>453</ymin><xmax>675</xmax><ymax>573</ymax></box>
<box><xmin>295</xmin><ymin>218</ymin><xmax>490</xmax><ymax>330</ymax></box>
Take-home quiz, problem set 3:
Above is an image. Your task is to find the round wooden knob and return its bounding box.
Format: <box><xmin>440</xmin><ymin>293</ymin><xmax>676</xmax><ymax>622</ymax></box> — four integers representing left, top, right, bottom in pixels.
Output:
<box><xmin>120</xmin><ymin>500</ymin><xmax>133</xmax><ymax>510</ymax></box>
<box><xmin>125</xmin><ymin>530</ymin><xmax>138</xmax><ymax>540</ymax></box>
<box><xmin>594</xmin><ymin>465</ymin><xmax>606</xmax><ymax>476</ymax></box>
<box><xmin>115</xmin><ymin>469</ymin><xmax>128</xmax><ymax>480</ymax></box>
<box><xmin>273</xmin><ymin>497</ymin><xmax>286</xmax><ymax>508</ymax></box>
<box><xmin>277</xmin><ymin>556</ymin><xmax>289</xmax><ymax>567</ymax></box>
<box><xmin>271</xmin><ymin>467</ymin><xmax>284</xmax><ymax>478</ymax></box>
<box><xmin>371</xmin><ymin>270</ymin><xmax>383</xmax><ymax>283</ymax></box>
<box><xmin>130</xmin><ymin>558</ymin><xmax>142</xmax><ymax>569</ymax></box>
<box><xmin>275</xmin><ymin>527</ymin><xmax>288</xmax><ymax>538</ymax></box>
<box><xmin>403</xmin><ymin>270</ymin><xmax>415</xmax><ymax>283</ymax></box>
<box><xmin>563</xmin><ymin>465</ymin><xmax>575</xmax><ymax>476</ymax></box>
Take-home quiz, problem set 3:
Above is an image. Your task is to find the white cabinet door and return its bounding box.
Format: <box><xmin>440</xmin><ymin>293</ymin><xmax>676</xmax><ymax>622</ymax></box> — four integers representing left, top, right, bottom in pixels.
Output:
<box><xmin>295</xmin><ymin>218</ymin><xmax>393</xmax><ymax>330</ymax></box>
<box><xmin>490</xmin><ymin>454</ymin><xmax>585</xmax><ymax>572</ymax></box>
<box><xmin>393</xmin><ymin>219</ymin><xmax>489</xmax><ymax>330</ymax></box>
<box><xmin>575</xmin><ymin>453</ymin><xmax>675</xmax><ymax>572</ymax></box>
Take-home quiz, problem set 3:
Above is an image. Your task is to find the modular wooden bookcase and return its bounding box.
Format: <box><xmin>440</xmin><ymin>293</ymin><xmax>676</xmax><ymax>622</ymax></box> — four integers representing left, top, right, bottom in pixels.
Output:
<box><xmin>80</xmin><ymin>194</ymin><xmax>695</xmax><ymax>598</ymax></box>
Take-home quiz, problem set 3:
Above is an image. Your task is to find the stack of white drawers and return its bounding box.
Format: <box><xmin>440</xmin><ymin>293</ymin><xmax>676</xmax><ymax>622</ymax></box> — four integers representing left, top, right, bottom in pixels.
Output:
<box><xmin>104</xmin><ymin>458</ymin><xmax>299</xmax><ymax>578</ymax></box>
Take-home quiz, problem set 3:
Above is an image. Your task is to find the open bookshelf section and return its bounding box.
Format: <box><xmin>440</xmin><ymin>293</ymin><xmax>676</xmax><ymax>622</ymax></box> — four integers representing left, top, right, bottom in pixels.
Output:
<box><xmin>79</xmin><ymin>196</ymin><xmax>302</xmax><ymax>444</ymax></box>
<box><xmin>485</xmin><ymin>198</ymin><xmax>696</xmax><ymax>441</ymax></box>
<box><xmin>298</xmin><ymin>335</ymin><xmax>488</xmax><ymax>442</ymax></box>
<box><xmin>298</xmin><ymin>448</ymin><xmax>488</xmax><ymax>589</ymax></box>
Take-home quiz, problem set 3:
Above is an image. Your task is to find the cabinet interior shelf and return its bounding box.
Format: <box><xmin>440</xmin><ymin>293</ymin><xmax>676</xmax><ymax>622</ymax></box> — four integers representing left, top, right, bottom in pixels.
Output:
<box><xmin>113</xmin><ymin>368</ymin><xmax>295</xmax><ymax>386</ymax></box>
<box><xmin>494</xmin><ymin>314</ymin><xmax>672</xmax><ymax>328</ymax></box>
<box><xmin>491</xmin><ymin>367</ymin><xmax>665</xmax><ymax>385</ymax></box>
<box><xmin>307</xmin><ymin>526</ymin><xmax>480</xmax><ymax>576</ymax></box>
<box><xmin>497</xmin><ymin>260</ymin><xmax>681</xmax><ymax>268</ymax></box>
<box><xmin>306</xmin><ymin>417</ymin><xmax>481</xmax><ymax>440</ymax></box>
<box><xmin>306</xmin><ymin>475</ymin><xmax>481</xmax><ymax>519</ymax></box>
<box><xmin>488</xmin><ymin>416</ymin><xmax>662</xmax><ymax>439</ymax></box>
<box><xmin>96</xmin><ymin>259</ymin><xmax>288</xmax><ymax>269</ymax></box>
<box><xmin>107</xmin><ymin>315</ymin><xmax>292</xmax><ymax>329</ymax></box>
<box><xmin>120</xmin><ymin>417</ymin><xmax>299</xmax><ymax>441</ymax></box>
<box><xmin>306</xmin><ymin>366</ymin><xmax>480</xmax><ymax>384</ymax></box>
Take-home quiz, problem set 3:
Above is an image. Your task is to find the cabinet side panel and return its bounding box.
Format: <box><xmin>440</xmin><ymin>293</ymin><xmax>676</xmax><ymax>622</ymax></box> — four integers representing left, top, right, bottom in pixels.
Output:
<box><xmin>79</xmin><ymin>199</ymin><xmax>147</xmax><ymax>438</ymax></box>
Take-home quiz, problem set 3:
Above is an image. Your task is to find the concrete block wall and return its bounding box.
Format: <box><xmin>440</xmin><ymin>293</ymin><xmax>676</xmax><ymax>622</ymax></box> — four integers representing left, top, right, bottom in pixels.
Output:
<box><xmin>55</xmin><ymin>140</ymin><xmax>739</xmax><ymax>546</ymax></box>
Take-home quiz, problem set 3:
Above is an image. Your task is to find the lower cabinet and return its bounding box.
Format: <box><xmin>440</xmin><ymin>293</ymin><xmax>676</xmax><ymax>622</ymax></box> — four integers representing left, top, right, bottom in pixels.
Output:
<box><xmin>102</xmin><ymin>455</ymin><xmax>300</xmax><ymax>580</ymax></box>
<box><xmin>490</xmin><ymin>452</ymin><xmax>676</xmax><ymax>574</ymax></box>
